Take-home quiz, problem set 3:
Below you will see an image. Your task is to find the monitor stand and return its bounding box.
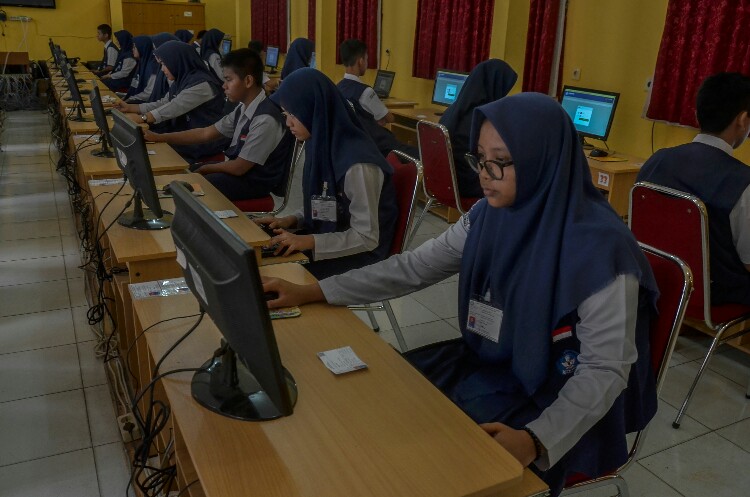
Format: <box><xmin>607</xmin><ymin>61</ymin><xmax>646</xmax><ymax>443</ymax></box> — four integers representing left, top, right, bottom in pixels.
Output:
<box><xmin>192</xmin><ymin>342</ymin><xmax>298</xmax><ymax>421</ymax></box>
<box><xmin>91</xmin><ymin>136</ymin><xmax>115</xmax><ymax>158</ymax></box>
<box><xmin>68</xmin><ymin>104</ymin><xmax>94</xmax><ymax>123</ymax></box>
<box><xmin>117</xmin><ymin>193</ymin><xmax>172</xmax><ymax>230</ymax></box>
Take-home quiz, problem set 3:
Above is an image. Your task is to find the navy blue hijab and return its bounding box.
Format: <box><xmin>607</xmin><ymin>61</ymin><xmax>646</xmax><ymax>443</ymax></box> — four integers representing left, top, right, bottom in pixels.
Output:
<box><xmin>271</xmin><ymin>68</ymin><xmax>392</xmax><ymax>231</ymax></box>
<box><xmin>199</xmin><ymin>28</ymin><xmax>224</xmax><ymax>61</ymax></box>
<box><xmin>113</xmin><ymin>30</ymin><xmax>134</xmax><ymax>65</ymax></box>
<box><xmin>154</xmin><ymin>40</ymin><xmax>220</xmax><ymax>99</ymax></box>
<box><xmin>458</xmin><ymin>93</ymin><xmax>658</xmax><ymax>396</ymax></box>
<box><xmin>174</xmin><ymin>29</ymin><xmax>193</xmax><ymax>44</ymax></box>
<box><xmin>148</xmin><ymin>33</ymin><xmax>179</xmax><ymax>102</ymax></box>
<box><xmin>281</xmin><ymin>38</ymin><xmax>314</xmax><ymax>80</ymax></box>
<box><xmin>126</xmin><ymin>36</ymin><xmax>158</xmax><ymax>99</ymax></box>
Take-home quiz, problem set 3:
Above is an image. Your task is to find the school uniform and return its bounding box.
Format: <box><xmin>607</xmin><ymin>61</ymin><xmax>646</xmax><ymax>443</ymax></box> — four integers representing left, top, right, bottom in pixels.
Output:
<box><xmin>280</xmin><ymin>38</ymin><xmax>314</xmax><ymax>80</ymax></box>
<box><xmin>271</xmin><ymin>68</ymin><xmax>398</xmax><ymax>279</ymax></box>
<box><xmin>202</xmin><ymin>92</ymin><xmax>294</xmax><ymax>200</ymax></box>
<box><xmin>125</xmin><ymin>36</ymin><xmax>158</xmax><ymax>103</ymax></box>
<box><xmin>99</xmin><ymin>39</ymin><xmax>119</xmax><ymax>71</ymax></box>
<box><xmin>104</xmin><ymin>31</ymin><xmax>137</xmax><ymax>92</ymax></box>
<box><xmin>174</xmin><ymin>29</ymin><xmax>193</xmax><ymax>44</ymax></box>
<box><xmin>199</xmin><ymin>29</ymin><xmax>225</xmax><ymax>82</ymax></box>
<box><xmin>337</xmin><ymin>73</ymin><xmax>419</xmax><ymax>157</ymax></box>
<box><xmin>637</xmin><ymin>134</ymin><xmax>750</xmax><ymax>305</ymax></box>
<box><xmin>146</xmin><ymin>33</ymin><xmax>179</xmax><ymax>106</ymax></box>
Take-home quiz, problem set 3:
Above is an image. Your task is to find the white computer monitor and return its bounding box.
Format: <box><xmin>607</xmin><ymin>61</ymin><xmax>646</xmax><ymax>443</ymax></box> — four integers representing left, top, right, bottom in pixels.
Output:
<box><xmin>431</xmin><ymin>69</ymin><xmax>469</xmax><ymax>107</ymax></box>
<box><xmin>560</xmin><ymin>86</ymin><xmax>620</xmax><ymax>141</ymax></box>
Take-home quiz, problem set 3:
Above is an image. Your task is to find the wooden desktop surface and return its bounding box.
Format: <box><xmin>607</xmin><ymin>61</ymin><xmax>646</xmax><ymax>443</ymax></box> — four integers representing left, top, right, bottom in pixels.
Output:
<box><xmin>73</xmin><ymin>135</ymin><xmax>188</xmax><ymax>179</ymax></box>
<box><xmin>132</xmin><ymin>262</ymin><xmax>536</xmax><ymax>497</ymax></box>
<box><xmin>383</xmin><ymin>96</ymin><xmax>419</xmax><ymax>109</ymax></box>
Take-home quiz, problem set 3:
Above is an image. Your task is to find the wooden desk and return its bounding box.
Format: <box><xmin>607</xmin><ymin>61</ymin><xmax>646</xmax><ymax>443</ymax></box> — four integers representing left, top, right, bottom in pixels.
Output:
<box><xmin>383</xmin><ymin>96</ymin><xmax>419</xmax><ymax>109</ymax></box>
<box><xmin>67</xmin><ymin>114</ymin><xmax>112</xmax><ymax>135</ymax></box>
<box><xmin>129</xmin><ymin>262</ymin><xmax>547</xmax><ymax>497</ymax></box>
<box><xmin>586</xmin><ymin>154</ymin><xmax>643</xmax><ymax>219</ymax></box>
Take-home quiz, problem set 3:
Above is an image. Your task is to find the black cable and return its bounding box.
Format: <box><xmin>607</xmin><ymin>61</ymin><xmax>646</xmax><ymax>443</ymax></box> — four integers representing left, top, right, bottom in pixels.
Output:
<box><xmin>151</xmin><ymin>311</ymin><xmax>205</xmax><ymax>378</ymax></box>
<box><xmin>177</xmin><ymin>480</ymin><xmax>200</xmax><ymax>496</ymax></box>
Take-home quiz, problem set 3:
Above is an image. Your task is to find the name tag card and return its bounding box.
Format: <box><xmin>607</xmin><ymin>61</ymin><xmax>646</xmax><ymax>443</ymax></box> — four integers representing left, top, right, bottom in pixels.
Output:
<box><xmin>466</xmin><ymin>298</ymin><xmax>503</xmax><ymax>343</ymax></box>
<box><xmin>311</xmin><ymin>196</ymin><xmax>337</xmax><ymax>222</ymax></box>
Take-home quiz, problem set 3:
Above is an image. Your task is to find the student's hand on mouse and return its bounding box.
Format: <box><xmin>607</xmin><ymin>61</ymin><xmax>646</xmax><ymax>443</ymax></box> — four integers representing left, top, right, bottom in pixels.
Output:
<box><xmin>262</xmin><ymin>277</ymin><xmax>325</xmax><ymax>309</ymax></box>
<box><xmin>480</xmin><ymin>423</ymin><xmax>538</xmax><ymax>467</ymax></box>
<box><xmin>142</xmin><ymin>129</ymin><xmax>161</xmax><ymax>143</ymax></box>
<box><xmin>268</xmin><ymin>232</ymin><xmax>314</xmax><ymax>257</ymax></box>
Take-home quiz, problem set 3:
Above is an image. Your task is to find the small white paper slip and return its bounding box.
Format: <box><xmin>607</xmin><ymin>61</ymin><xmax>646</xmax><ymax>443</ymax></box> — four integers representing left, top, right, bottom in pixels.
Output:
<box><xmin>317</xmin><ymin>346</ymin><xmax>368</xmax><ymax>375</ymax></box>
<box><xmin>147</xmin><ymin>150</ymin><xmax>157</xmax><ymax>155</ymax></box>
<box><xmin>214</xmin><ymin>210</ymin><xmax>238</xmax><ymax>219</ymax></box>
<box><xmin>129</xmin><ymin>277</ymin><xmax>190</xmax><ymax>300</ymax></box>
<box><xmin>88</xmin><ymin>178</ymin><xmax>126</xmax><ymax>187</ymax></box>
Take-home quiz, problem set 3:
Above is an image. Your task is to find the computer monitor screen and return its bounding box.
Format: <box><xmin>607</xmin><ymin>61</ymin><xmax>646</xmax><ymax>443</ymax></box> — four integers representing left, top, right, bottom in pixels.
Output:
<box><xmin>431</xmin><ymin>69</ymin><xmax>469</xmax><ymax>107</ymax></box>
<box><xmin>221</xmin><ymin>38</ymin><xmax>232</xmax><ymax>56</ymax></box>
<box><xmin>310</xmin><ymin>51</ymin><xmax>316</xmax><ymax>69</ymax></box>
<box><xmin>265</xmin><ymin>45</ymin><xmax>279</xmax><ymax>69</ymax></box>
<box><xmin>61</xmin><ymin>62</ymin><xmax>92</xmax><ymax>122</ymax></box>
<box><xmin>109</xmin><ymin>109</ymin><xmax>172</xmax><ymax>230</ymax></box>
<box><xmin>169</xmin><ymin>181</ymin><xmax>297</xmax><ymax>421</ymax></box>
<box><xmin>89</xmin><ymin>86</ymin><xmax>114</xmax><ymax>158</ymax></box>
<box><xmin>373</xmin><ymin>70</ymin><xmax>396</xmax><ymax>99</ymax></box>
<box><xmin>560</xmin><ymin>86</ymin><xmax>620</xmax><ymax>141</ymax></box>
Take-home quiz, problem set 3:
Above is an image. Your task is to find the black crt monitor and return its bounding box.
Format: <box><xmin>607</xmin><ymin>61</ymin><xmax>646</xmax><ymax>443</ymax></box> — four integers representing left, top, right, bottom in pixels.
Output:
<box><xmin>431</xmin><ymin>69</ymin><xmax>469</xmax><ymax>107</ymax></box>
<box><xmin>373</xmin><ymin>69</ymin><xmax>396</xmax><ymax>99</ymax></box>
<box><xmin>61</xmin><ymin>62</ymin><xmax>93</xmax><ymax>122</ymax></box>
<box><xmin>109</xmin><ymin>109</ymin><xmax>172</xmax><ymax>230</ymax></box>
<box><xmin>89</xmin><ymin>86</ymin><xmax>115</xmax><ymax>158</ymax></box>
<box><xmin>560</xmin><ymin>86</ymin><xmax>620</xmax><ymax>142</ymax></box>
<box><xmin>221</xmin><ymin>38</ymin><xmax>232</xmax><ymax>56</ymax></box>
<box><xmin>169</xmin><ymin>181</ymin><xmax>297</xmax><ymax>421</ymax></box>
<box><xmin>265</xmin><ymin>45</ymin><xmax>279</xmax><ymax>73</ymax></box>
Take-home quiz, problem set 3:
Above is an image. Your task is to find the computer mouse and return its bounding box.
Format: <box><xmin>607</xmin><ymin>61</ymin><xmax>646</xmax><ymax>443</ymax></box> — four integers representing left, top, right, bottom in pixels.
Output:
<box><xmin>590</xmin><ymin>149</ymin><xmax>609</xmax><ymax>158</ymax></box>
<box><xmin>263</xmin><ymin>291</ymin><xmax>279</xmax><ymax>301</ymax></box>
<box><xmin>163</xmin><ymin>181</ymin><xmax>194</xmax><ymax>195</ymax></box>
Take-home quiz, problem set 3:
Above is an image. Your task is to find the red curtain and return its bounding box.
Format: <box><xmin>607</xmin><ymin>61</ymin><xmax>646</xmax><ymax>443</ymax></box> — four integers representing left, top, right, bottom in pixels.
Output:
<box><xmin>522</xmin><ymin>0</ymin><xmax>561</xmax><ymax>93</ymax></box>
<box><xmin>336</xmin><ymin>0</ymin><xmax>379</xmax><ymax>68</ymax></box>
<box><xmin>308</xmin><ymin>0</ymin><xmax>316</xmax><ymax>41</ymax></box>
<box><xmin>647</xmin><ymin>0</ymin><xmax>750</xmax><ymax>127</ymax></box>
<box><xmin>251</xmin><ymin>0</ymin><xmax>288</xmax><ymax>52</ymax></box>
<box><xmin>412</xmin><ymin>0</ymin><xmax>494</xmax><ymax>79</ymax></box>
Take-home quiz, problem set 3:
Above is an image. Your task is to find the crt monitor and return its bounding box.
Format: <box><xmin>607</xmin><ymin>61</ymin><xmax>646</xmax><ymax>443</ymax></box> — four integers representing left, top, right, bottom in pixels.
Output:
<box><xmin>265</xmin><ymin>45</ymin><xmax>279</xmax><ymax>72</ymax></box>
<box><xmin>109</xmin><ymin>109</ymin><xmax>172</xmax><ymax>230</ymax></box>
<box><xmin>221</xmin><ymin>38</ymin><xmax>232</xmax><ymax>56</ymax></box>
<box><xmin>169</xmin><ymin>181</ymin><xmax>298</xmax><ymax>421</ymax></box>
<box><xmin>373</xmin><ymin>70</ymin><xmax>396</xmax><ymax>99</ymax></box>
<box><xmin>89</xmin><ymin>86</ymin><xmax>114</xmax><ymax>158</ymax></box>
<box><xmin>431</xmin><ymin>69</ymin><xmax>469</xmax><ymax>107</ymax></box>
<box><xmin>560</xmin><ymin>86</ymin><xmax>620</xmax><ymax>141</ymax></box>
<box><xmin>61</xmin><ymin>62</ymin><xmax>92</xmax><ymax>122</ymax></box>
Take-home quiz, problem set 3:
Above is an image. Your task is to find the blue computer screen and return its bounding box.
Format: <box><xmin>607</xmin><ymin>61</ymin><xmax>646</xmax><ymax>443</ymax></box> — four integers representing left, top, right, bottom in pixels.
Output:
<box><xmin>221</xmin><ymin>39</ymin><xmax>232</xmax><ymax>56</ymax></box>
<box><xmin>432</xmin><ymin>70</ymin><xmax>469</xmax><ymax>106</ymax></box>
<box><xmin>265</xmin><ymin>46</ymin><xmax>279</xmax><ymax>68</ymax></box>
<box><xmin>560</xmin><ymin>87</ymin><xmax>620</xmax><ymax>140</ymax></box>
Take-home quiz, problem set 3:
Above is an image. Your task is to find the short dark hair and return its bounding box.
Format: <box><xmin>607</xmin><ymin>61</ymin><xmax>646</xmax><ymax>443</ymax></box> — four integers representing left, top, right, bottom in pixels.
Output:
<box><xmin>221</xmin><ymin>48</ymin><xmax>264</xmax><ymax>87</ymax></box>
<box><xmin>696</xmin><ymin>72</ymin><xmax>750</xmax><ymax>133</ymax></box>
<box><xmin>248</xmin><ymin>40</ymin><xmax>264</xmax><ymax>53</ymax></box>
<box><xmin>196</xmin><ymin>30</ymin><xmax>207</xmax><ymax>40</ymax></box>
<box><xmin>340</xmin><ymin>39</ymin><xmax>367</xmax><ymax>67</ymax></box>
<box><xmin>97</xmin><ymin>24</ymin><xmax>112</xmax><ymax>38</ymax></box>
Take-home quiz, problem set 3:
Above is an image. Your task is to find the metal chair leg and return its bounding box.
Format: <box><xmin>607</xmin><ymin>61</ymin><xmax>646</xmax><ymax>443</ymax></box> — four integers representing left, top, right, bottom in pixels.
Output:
<box><xmin>364</xmin><ymin>308</ymin><xmax>380</xmax><ymax>332</ymax></box>
<box><xmin>673</xmin><ymin>332</ymin><xmax>724</xmax><ymax>428</ymax></box>
<box><xmin>407</xmin><ymin>198</ymin><xmax>433</xmax><ymax>248</ymax></box>
<box><xmin>384</xmin><ymin>300</ymin><xmax>407</xmax><ymax>352</ymax></box>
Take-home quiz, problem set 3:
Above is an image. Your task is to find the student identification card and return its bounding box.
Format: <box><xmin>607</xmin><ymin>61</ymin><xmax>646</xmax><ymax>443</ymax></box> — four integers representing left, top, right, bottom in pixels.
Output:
<box><xmin>311</xmin><ymin>196</ymin><xmax>337</xmax><ymax>223</ymax></box>
<box><xmin>466</xmin><ymin>297</ymin><xmax>503</xmax><ymax>343</ymax></box>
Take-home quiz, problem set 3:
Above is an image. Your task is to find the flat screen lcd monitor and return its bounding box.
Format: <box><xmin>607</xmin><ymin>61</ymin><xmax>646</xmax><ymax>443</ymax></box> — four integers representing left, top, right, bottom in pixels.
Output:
<box><xmin>169</xmin><ymin>181</ymin><xmax>297</xmax><ymax>421</ymax></box>
<box><xmin>0</xmin><ymin>0</ymin><xmax>56</xmax><ymax>7</ymax></box>
<box><xmin>431</xmin><ymin>69</ymin><xmax>469</xmax><ymax>107</ymax></box>
<box><xmin>221</xmin><ymin>38</ymin><xmax>232</xmax><ymax>56</ymax></box>
<box><xmin>89</xmin><ymin>86</ymin><xmax>114</xmax><ymax>158</ymax></box>
<box><xmin>560</xmin><ymin>86</ymin><xmax>620</xmax><ymax>141</ymax></box>
<box><xmin>373</xmin><ymin>70</ymin><xmax>395</xmax><ymax>99</ymax></box>
<box><xmin>61</xmin><ymin>62</ymin><xmax>92</xmax><ymax>122</ymax></box>
<box><xmin>265</xmin><ymin>45</ymin><xmax>279</xmax><ymax>70</ymax></box>
<box><xmin>109</xmin><ymin>109</ymin><xmax>172</xmax><ymax>230</ymax></box>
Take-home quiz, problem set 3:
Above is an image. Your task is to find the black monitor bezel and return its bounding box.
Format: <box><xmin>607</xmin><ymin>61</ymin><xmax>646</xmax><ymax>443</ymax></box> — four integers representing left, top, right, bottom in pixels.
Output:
<box><xmin>373</xmin><ymin>69</ymin><xmax>396</xmax><ymax>98</ymax></box>
<box><xmin>265</xmin><ymin>45</ymin><xmax>280</xmax><ymax>69</ymax></box>
<box><xmin>560</xmin><ymin>85</ymin><xmax>621</xmax><ymax>142</ymax></box>
<box><xmin>431</xmin><ymin>68</ymin><xmax>470</xmax><ymax>107</ymax></box>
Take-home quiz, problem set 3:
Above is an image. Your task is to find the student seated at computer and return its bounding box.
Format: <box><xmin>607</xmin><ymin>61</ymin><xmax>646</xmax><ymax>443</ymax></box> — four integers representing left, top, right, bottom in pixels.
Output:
<box><xmin>101</xmin><ymin>30</ymin><xmax>137</xmax><ymax>92</ymax></box>
<box><xmin>145</xmin><ymin>33</ymin><xmax>179</xmax><ymax>106</ymax></box>
<box><xmin>638</xmin><ymin>72</ymin><xmax>750</xmax><ymax>306</ymax></box>
<box><xmin>337</xmin><ymin>39</ymin><xmax>418</xmax><ymax>158</ymax></box>
<box><xmin>263</xmin><ymin>93</ymin><xmax>659</xmax><ymax>497</ymax></box>
<box><xmin>124</xmin><ymin>36</ymin><xmax>159</xmax><ymax>104</ymax></box>
<box><xmin>174</xmin><ymin>29</ymin><xmax>193</xmax><ymax>44</ymax></box>
<box><xmin>144</xmin><ymin>49</ymin><xmax>294</xmax><ymax>202</ymax></box>
<box><xmin>255</xmin><ymin>68</ymin><xmax>398</xmax><ymax>279</ymax></box>
<box><xmin>439</xmin><ymin>59</ymin><xmax>517</xmax><ymax>198</ymax></box>
<box><xmin>115</xmin><ymin>40</ymin><xmax>227</xmax><ymax>162</ymax></box>
<box><xmin>280</xmin><ymin>38</ymin><xmax>314</xmax><ymax>81</ymax></box>
<box><xmin>193</xmin><ymin>30</ymin><xmax>206</xmax><ymax>53</ymax></box>
<box><xmin>248</xmin><ymin>39</ymin><xmax>278</xmax><ymax>93</ymax></box>
<box><xmin>93</xmin><ymin>24</ymin><xmax>118</xmax><ymax>77</ymax></box>
<box><xmin>200</xmin><ymin>28</ymin><xmax>225</xmax><ymax>81</ymax></box>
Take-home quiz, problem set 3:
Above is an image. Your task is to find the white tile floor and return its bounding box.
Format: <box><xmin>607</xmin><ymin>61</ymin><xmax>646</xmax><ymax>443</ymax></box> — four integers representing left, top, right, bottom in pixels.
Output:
<box><xmin>2</xmin><ymin>110</ymin><xmax>750</xmax><ymax>496</ymax></box>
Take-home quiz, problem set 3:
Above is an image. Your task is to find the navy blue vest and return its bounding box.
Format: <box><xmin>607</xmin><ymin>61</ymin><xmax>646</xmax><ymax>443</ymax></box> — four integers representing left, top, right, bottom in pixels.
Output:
<box><xmin>638</xmin><ymin>142</ymin><xmax>750</xmax><ymax>305</ymax></box>
<box><xmin>100</xmin><ymin>43</ymin><xmax>119</xmax><ymax>71</ymax></box>
<box><xmin>224</xmin><ymin>99</ymin><xmax>296</xmax><ymax>196</ymax></box>
<box><xmin>168</xmin><ymin>83</ymin><xmax>228</xmax><ymax>161</ymax></box>
<box><xmin>106</xmin><ymin>54</ymin><xmax>137</xmax><ymax>90</ymax></box>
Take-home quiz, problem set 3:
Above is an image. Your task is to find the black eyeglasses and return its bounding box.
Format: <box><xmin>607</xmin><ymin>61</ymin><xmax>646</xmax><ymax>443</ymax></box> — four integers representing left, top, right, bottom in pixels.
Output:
<box><xmin>464</xmin><ymin>153</ymin><xmax>514</xmax><ymax>181</ymax></box>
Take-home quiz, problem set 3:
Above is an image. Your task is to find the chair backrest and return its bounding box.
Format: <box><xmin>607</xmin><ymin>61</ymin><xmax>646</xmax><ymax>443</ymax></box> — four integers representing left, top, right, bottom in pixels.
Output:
<box><xmin>272</xmin><ymin>139</ymin><xmax>304</xmax><ymax>214</ymax></box>
<box><xmin>386</xmin><ymin>150</ymin><xmax>423</xmax><ymax>255</ymax></box>
<box><xmin>416</xmin><ymin>120</ymin><xmax>463</xmax><ymax>212</ymax></box>
<box><xmin>629</xmin><ymin>181</ymin><xmax>710</xmax><ymax>324</ymax></box>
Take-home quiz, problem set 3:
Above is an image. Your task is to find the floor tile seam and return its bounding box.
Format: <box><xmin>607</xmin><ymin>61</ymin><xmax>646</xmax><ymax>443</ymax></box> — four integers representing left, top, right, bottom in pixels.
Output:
<box><xmin>634</xmin><ymin>461</ymin><xmax>687</xmax><ymax>497</ymax></box>
<box><xmin>636</xmin><ymin>428</ymin><xmax>728</xmax><ymax>465</ymax></box>
<box><xmin>0</xmin><ymin>339</ymin><xmax>82</xmax><ymax>357</ymax></box>
<box><xmin>0</xmin><ymin>381</ymin><xmax>118</xmax><ymax>405</ymax></box>
<box><xmin>0</xmin><ymin>445</ymin><xmax>95</xmax><ymax>471</ymax></box>
<box><xmin>713</xmin><ymin>427</ymin><xmax>750</xmax><ymax>457</ymax></box>
<box><xmin>0</xmin><ymin>304</ymin><xmax>76</xmax><ymax>318</ymax></box>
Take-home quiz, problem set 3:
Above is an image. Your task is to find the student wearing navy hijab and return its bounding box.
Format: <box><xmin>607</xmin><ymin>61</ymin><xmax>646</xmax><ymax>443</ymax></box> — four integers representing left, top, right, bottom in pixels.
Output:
<box><xmin>174</xmin><ymin>29</ymin><xmax>193</xmax><ymax>44</ymax></box>
<box><xmin>147</xmin><ymin>33</ymin><xmax>179</xmax><ymax>104</ymax></box>
<box><xmin>255</xmin><ymin>68</ymin><xmax>398</xmax><ymax>279</ymax></box>
<box><xmin>263</xmin><ymin>93</ymin><xmax>659</xmax><ymax>496</ymax></box>
<box><xmin>101</xmin><ymin>30</ymin><xmax>137</xmax><ymax>92</ymax></box>
<box><xmin>124</xmin><ymin>36</ymin><xmax>159</xmax><ymax>104</ymax></box>
<box><xmin>200</xmin><ymin>28</ymin><xmax>225</xmax><ymax>81</ymax></box>
<box><xmin>280</xmin><ymin>38</ymin><xmax>314</xmax><ymax>80</ymax></box>
<box><xmin>440</xmin><ymin>59</ymin><xmax>517</xmax><ymax>198</ymax></box>
<box><xmin>116</xmin><ymin>40</ymin><xmax>227</xmax><ymax>162</ymax></box>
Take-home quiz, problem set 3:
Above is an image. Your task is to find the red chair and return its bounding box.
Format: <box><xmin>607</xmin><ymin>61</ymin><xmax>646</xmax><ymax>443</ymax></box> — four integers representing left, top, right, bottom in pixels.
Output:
<box><xmin>232</xmin><ymin>140</ymin><xmax>305</xmax><ymax>215</ymax></box>
<box><xmin>629</xmin><ymin>181</ymin><xmax>750</xmax><ymax>428</ymax></box>
<box><xmin>410</xmin><ymin>120</ymin><xmax>480</xmax><ymax>245</ymax></box>
<box><xmin>348</xmin><ymin>150</ymin><xmax>423</xmax><ymax>351</ymax></box>
<box><xmin>563</xmin><ymin>243</ymin><xmax>693</xmax><ymax>496</ymax></box>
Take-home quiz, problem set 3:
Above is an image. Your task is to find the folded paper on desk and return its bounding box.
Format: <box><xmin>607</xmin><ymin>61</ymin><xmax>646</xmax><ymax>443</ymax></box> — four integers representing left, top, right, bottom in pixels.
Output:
<box><xmin>318</xmin><ymin>346</ymin><xmax>368</xmax><ymax>374</ymax></box>
<box><xmin>89</xmin><ymin>178</ymin><xmax>126</xmax><ymax>186</ymax></box>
